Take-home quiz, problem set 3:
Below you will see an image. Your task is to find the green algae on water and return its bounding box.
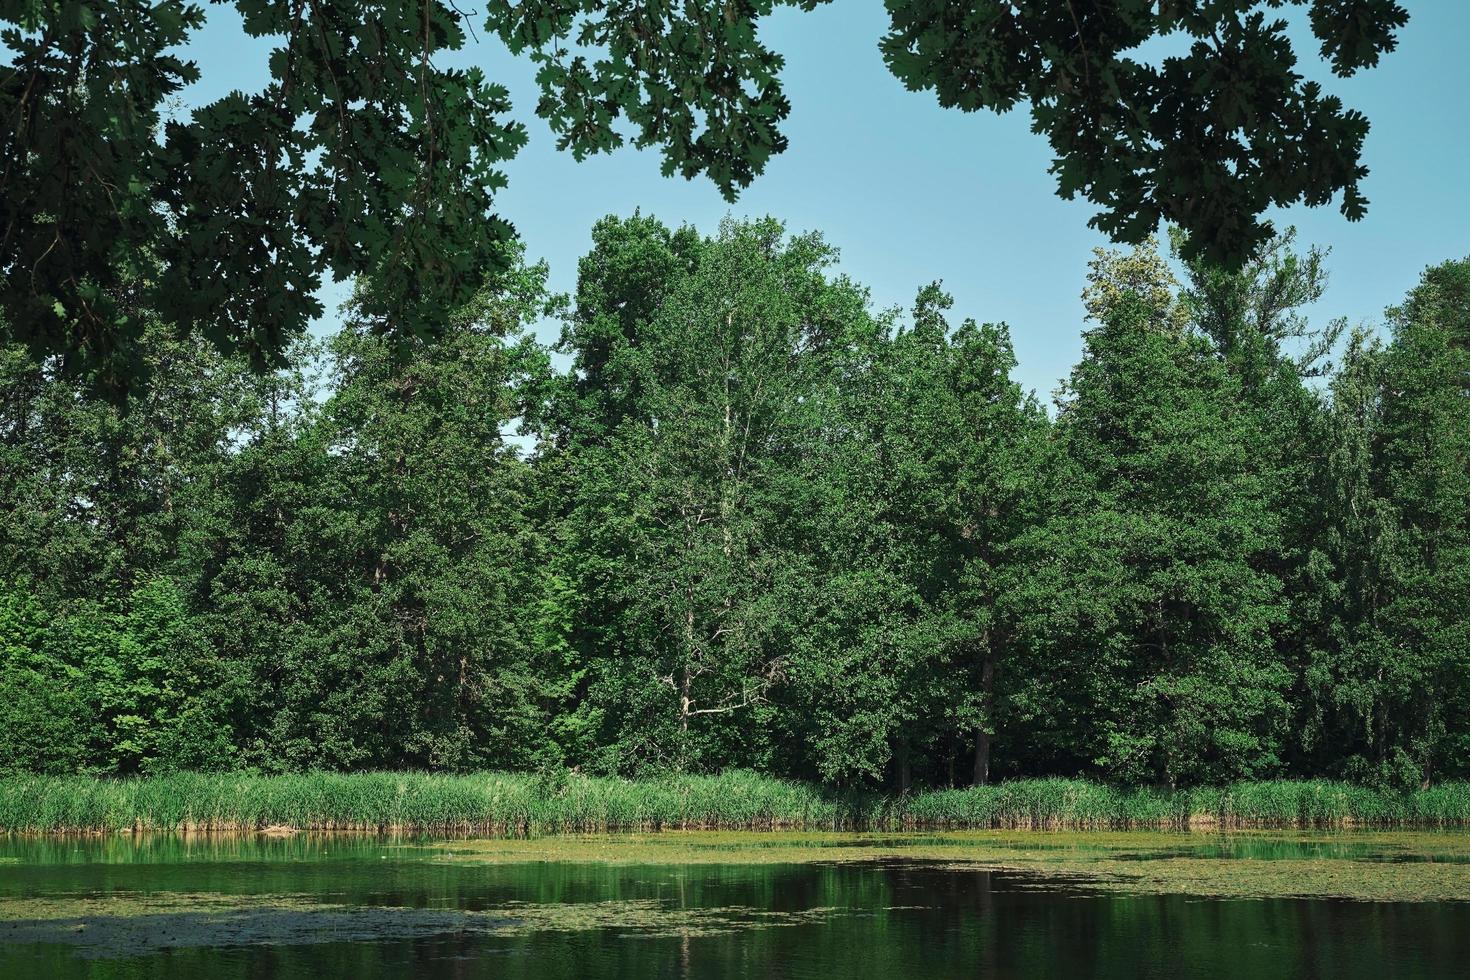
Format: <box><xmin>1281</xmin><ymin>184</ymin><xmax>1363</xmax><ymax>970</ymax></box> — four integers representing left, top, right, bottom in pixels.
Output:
<box><xmin>413</xmin><ymin>830</ymin><xmax>1470</xmax><ymax>904</ymax></box>
<box><xmin>0</xmin><ymin>891</ymin><xmax>870</xmax><ymax>958</ymax></box>
<box><xmin>4</xmin><ymin>829</ymin><xmax>1468</xmax><ymax>963</ymax></box>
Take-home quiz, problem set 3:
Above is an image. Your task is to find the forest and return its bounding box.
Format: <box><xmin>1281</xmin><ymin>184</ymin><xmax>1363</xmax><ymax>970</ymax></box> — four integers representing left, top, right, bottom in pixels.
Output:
<box><xmin>2</xmin><ymin>214</ymin><xmax>1466</xmax><ymax>794</ymax></box>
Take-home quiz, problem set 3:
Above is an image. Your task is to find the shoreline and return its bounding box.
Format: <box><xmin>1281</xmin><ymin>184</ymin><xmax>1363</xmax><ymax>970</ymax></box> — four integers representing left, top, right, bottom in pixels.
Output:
<box><xmin>4</xmin><ymin>772</ymin><xmax>1469</xmax><ymax>835</ymax></box>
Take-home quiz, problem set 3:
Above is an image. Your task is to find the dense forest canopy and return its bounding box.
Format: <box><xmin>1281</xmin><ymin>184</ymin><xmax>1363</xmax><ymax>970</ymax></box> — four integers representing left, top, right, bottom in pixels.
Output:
<box><xmin>2</xmin><ymin>0</ymin><xmax>1406</xmax><ymax>389</ymax></box>
<box><xmin>2</xmin><ymin>214</ymin><xmax>1465</xmax><ymax>791</ymax></box>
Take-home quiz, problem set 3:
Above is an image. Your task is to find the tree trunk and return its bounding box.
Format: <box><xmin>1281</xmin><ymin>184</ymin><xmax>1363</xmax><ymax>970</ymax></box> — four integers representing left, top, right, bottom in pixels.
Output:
<box><xmin>973</xmin><ymin>727</ymin><xmax>991</xmax><ymax>787</ymax></box>
<box><xmin>973</xmin><ymin>651</ymin><xmax>995</xmax><ymax>786</ymax></box>
<box><xmin>680</xmin><ymin>598</ymin><xmax>695</xmax><ymax>733</ymax></box>
<box><xmin>680</xmin><ymin>665</ymin><xmax>691</xmax><ymax>734</ymax></box>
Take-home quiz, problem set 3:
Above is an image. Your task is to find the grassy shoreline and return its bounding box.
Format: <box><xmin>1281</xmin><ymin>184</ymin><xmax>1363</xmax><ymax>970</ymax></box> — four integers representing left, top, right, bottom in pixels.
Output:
<box><xmin>3</xmin><ymin>772</ymin><xmax>1469</xmax><ymax>835</ymax></box>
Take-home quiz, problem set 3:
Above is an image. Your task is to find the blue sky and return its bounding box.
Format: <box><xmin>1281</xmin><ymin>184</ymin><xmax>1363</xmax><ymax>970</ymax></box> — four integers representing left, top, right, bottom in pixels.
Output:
<box><xmin>185</xmin><ymin>1</ymin><xmax>1470</xmax><ymax>400</ymax></box>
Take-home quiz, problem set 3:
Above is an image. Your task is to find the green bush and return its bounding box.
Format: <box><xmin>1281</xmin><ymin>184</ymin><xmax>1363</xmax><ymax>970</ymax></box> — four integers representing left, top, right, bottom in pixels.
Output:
<box><xmin>0</xmin><ymin>577</ymin><xmax>238</xmax><ymax>776</ymax></box>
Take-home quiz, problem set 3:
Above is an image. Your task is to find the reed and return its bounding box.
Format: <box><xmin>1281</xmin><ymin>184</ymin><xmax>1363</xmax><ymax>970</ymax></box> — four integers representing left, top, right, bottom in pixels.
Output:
<box><xmin>2</xmin><ymin>772</ymin><xmax>1467</xmax><ymax>834</ymax></box>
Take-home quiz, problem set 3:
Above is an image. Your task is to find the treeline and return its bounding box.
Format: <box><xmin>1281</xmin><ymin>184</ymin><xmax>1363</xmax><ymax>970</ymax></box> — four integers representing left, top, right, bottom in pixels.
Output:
<box><xmin>2</xmin><ymin>216</ymin><xmax>1466</xmax><ymax>791</ymax></box>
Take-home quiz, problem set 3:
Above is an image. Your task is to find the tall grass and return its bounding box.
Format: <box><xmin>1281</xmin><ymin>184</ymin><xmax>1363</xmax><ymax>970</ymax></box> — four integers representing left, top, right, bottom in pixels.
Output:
<box><xmin>1</xmin><ymin>772</ymin><xmax>1467</xmax><ymax>834</ymax></box>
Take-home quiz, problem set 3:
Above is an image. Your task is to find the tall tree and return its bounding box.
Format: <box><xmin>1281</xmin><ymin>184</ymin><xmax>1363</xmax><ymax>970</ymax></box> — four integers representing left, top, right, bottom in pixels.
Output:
<box><xmin>1309</xmin><ymin>260</ymin><xmax>1470</xmax><ymax>785</ymax></box>
<box><xmin>1172</xmin><ymin>226</ymin><xmax>1344</xmax><ymax>777</ymax></box>
<box><xmin>1042</xmin><ymin>241</ymin><xmax>1291</xmax><ymax>785</ymax></box>
<box><xmin>200</xmin><ymin>252</ymin><xmax>566</xmax><ymax>770</ymax></box>
<box><xmin>0</xmin><ymin>311</ymin><xmax>251</xmax><ymax>773</ymax></box>
<box><xmin>548</xmin><ymin>216</ymin><xmax>877</xmax><ymax>773</ymax></box>
<box><xmin>790</xmin><ymin>284</ymin><xmax>1051</xmax><ymax>787</ymax></box>
<box><xmin>2</xmin><ymin>0</ymin><xmax>527</xmax><ymax>392</ymax></box>
<box><xmin>548</xmin><ymin>213</ymin><xmax>701</xmax><ymax>446</ymax></box>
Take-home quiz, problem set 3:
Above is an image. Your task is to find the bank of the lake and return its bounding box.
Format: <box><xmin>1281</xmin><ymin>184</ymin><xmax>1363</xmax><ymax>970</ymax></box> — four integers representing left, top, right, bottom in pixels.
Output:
<box><xmin>4</xmin><ymin>772</ymin><xmax>1470</xmax><ymax>834</ymax></box>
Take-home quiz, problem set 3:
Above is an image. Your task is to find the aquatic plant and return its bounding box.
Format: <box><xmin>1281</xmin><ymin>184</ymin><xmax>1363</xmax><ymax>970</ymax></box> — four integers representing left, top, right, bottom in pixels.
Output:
<box><xmin>3</xmin><ymin>773</ymin><xmax>1469</xmax><ymax>834</ymax></box>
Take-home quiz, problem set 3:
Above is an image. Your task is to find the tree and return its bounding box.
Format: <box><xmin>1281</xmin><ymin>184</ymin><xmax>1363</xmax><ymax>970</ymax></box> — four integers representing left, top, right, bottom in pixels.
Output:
<box><xmin>1165</xmin><ymin>227</ymin><xmax>1355</xmax><ymax>785</ymax></box>
<box><xmin>5</xmin><ymin>207</ymin><xmax>1469</xmax><ymax>791</ymax></box>
<box><xmin>0</xmin><ymin>311</ymin><xmax>258</xmax><ymax>598</ymax></box>
<box><xmin>1040</xmin><ymin>241</ymin><xmax>1292</xmax><ymax>785</ymax></box>
<box><xmin>789</xmin><ymin>284</ymin><xmax>1052</xmax><ymax>787</ymax></box>
<box><xmin>2</xmin><ymin>0</ymin><xmax>525</xmax><ymax>392</ymax></box>
<box><xmin>199</xmin><ymin>252</ymin><xmax>568</xmax><ymax>771</ymax></box>
<box><xmin>0</xmin><ymin>574</ymin><xmax>238</xmax><ymax>775</ymax></box>
<box><xmin>492</xmin><ymin>0</ymin><xmax>1407</xmax><ymax>266</ymax></box>
<box><xmin>1308</xmin><ymin>260</ymin><xmax>1470</xmax><ymax>786</ymax></box>
<box><xmin>0</xmin><ymin>579</ymin><xmax>91</xmax><ymax>775</ymax></box>
<box><xmin>545</xmin><ymin>212</ymin><xmax>702</xmax><ymax>446</ymax></box>
<box><xmin>0</xmin><ymin>305</ymin><xmax>263</xmax><ymax>773</ymax></box>
<box><xmin>5</xmin><ymin>1</ymin><xmax>1407</xmax><ymax>389</ymax></box>
<box><xmin>1375</xmin><ymin>266</ymin><xmax>1470</xmax><ymax>783</ymax></box>
<box><xmin>546</xmin><ymin>216</ymin><xmax>878</xmax><ymax>773</ymax></box>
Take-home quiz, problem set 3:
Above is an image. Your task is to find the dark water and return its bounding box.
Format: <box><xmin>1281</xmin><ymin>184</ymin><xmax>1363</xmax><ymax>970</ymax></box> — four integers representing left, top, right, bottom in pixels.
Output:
<box><xmin>1</xmin><ymin>835</ymin><xmax>1467</xmax><ymax>979</ymax></box>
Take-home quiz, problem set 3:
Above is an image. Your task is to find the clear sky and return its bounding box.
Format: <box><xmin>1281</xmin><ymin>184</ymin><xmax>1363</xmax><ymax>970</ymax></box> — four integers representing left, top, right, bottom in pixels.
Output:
<box><xmin>184</xmin><ymin>1</ymin><xmax>1470</xmax><ymax>401</ymax></box>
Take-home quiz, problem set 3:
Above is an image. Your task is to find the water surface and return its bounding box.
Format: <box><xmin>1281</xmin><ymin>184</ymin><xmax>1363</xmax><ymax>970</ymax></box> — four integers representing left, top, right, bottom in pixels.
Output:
<box><xmin>2</xmin><ymin>832</ymin><xmax>1467</xmax><ymax>978</ymax></box>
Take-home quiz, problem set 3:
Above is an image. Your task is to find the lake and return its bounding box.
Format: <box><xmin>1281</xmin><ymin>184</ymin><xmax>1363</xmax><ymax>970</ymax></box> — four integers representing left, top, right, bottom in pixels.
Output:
<box><xmin>2</xmin><ymin>831</ymin><xmax>1468</xmax><ymax>978</ymax></box>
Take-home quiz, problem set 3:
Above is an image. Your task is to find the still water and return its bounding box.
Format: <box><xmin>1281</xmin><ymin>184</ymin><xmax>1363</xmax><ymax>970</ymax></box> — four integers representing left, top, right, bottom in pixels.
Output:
<box><xmin>2</xmin><ymin>832</ymin><xmax>1467</xmax><ymax>979</ymax></box>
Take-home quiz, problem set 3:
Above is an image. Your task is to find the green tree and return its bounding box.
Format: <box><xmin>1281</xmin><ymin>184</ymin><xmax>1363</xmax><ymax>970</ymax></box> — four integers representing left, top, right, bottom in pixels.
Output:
<box><xmin>0</xmin><ymin>576</ymin><xmax>236</xmax><ymax>774</ymax></box>
<box><xmin>789</xmin><ymin>284</ymin><xmax>1052</xmax><ymax>787</ymax></box>
<box><xmin>1042</xmin><ymin>243</ymin><xmax>1291</xmax><ymax>786</ymax></box>
<box><xmin>0</xmin><ymin>580</ymin><xmax>91</xmax><ymax>775</ymax></box>
<box><xmin>0</xmin><ymin>314</ymin><xmax>256</xmax><ymax>597</ymax></box>
<box><xmin>548</xmin><ymin>216</ymin><xmax>878</xmax><ymax>773</ymax></box>
<box><xmin>2</xmin><ymin>0</ymin><xmax>525</xmax><ymax>391</ymax></box>
<box><xmin>0</xmin><ymin>310</ymin><xmax>252</xmax><ymax>773</ymax></box>
<box><xmin>1309</xmin><ymin>260</ymin><xmax>1470</xmax><ymax>786</ymax></box>
<box><xmin>1171</xmin><ymin>226</ymin><xmax>1345</xmax><ymax>778</ymax></box>
<box><xmin>200</xmin><ymin>253</ymin><xmax>566</xmax><ymax>771</ymax></box>
<box><xmin>546</xmin><ymin>212</ymin><xmax>702</xmax><ymax>445</ymax></box>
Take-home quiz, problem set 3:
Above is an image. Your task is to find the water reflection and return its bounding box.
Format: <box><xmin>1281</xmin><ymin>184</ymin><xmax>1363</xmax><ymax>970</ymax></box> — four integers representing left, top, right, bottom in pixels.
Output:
<box><xmin>1</xmin><ymin>834</ymin><xmax>1466</xmax><ymax>979</ymax></box>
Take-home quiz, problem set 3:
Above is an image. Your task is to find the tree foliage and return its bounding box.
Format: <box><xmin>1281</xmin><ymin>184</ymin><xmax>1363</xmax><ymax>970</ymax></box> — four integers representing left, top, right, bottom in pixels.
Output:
<box><xmin>494</xmin><ymin>0</ymin><xmax>1406</xmax><ymax>267</ymax></box>
<box><xmin>1</xmin><ymin>214</ymin><xmax>1465</xmax><ymax>791</ymax></box>
<box><xmin>2</xmin><ymin>0</ymin><xmax>1406</xmax><ymax>389</ymax></box>
<box><xmin>881</xmin><ymin>0</ymin><xmax>1405</xmax><ymax>264</ymax></box>
<box><xmin>2</xmin><ymin>0</ymin><xmax>524</xmax><ymax>392</ymax></box>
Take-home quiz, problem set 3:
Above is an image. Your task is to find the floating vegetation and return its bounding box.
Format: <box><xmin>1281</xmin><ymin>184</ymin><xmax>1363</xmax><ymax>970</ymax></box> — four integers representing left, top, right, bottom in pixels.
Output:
<box><xmin>0</xmin><ymin>891</ymin><xmax>861</xmax><ymax>958</ymax></box>
<box><xmin>949</xmin><ymin>856</ymin><xmax>1470</xmax><ymax>904</ymax></box>
<box><xmin>418</xmin><ymin>830</ymin><xmax>1470</xmax><ymax>903</ymax></box>
<box><xmin>4</xmin><ymin>827</ymin><xmax>1469</xmax><ymax>966</ymax></box>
